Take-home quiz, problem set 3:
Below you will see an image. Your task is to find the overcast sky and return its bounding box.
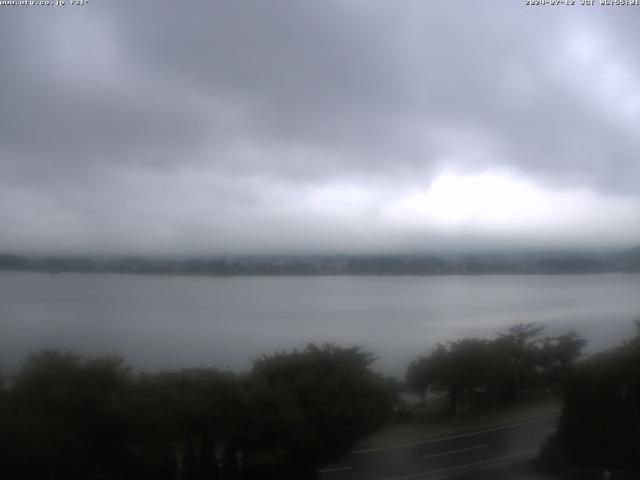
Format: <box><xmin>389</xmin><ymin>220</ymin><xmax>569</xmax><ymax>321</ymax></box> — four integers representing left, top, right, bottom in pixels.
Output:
<box><xmin>1</xmin><ymin>0</ymin><xmax>640</xmax><ymax>255</ymax></box>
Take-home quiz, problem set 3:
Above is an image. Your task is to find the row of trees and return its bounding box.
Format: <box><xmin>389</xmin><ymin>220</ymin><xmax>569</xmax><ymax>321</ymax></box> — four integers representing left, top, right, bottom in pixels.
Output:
<box><xmin>0</xmin><ymin>344</ymin><xmax>394</xmax><ymax>480</ymax></box>
<box><xmin>406</xmin><ymin>323</ymin><xmax>587</xmax><ymax>416</ymax></box>
<box><xmin>0</xmin><ymin>323</ymin><xmax>597</xmax><ymax>478</ymax></box>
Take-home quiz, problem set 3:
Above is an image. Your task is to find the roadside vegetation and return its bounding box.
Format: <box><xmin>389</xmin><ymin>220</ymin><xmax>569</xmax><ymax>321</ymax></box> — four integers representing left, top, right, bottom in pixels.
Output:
<box><xmin>406</xmin><ymin>323</ymin><xmax>586</xmax><ymax>419</ymax></box>
<box><xmin>2</xmin><ymin>322</ymin><xmax>639</xmax><ymax>478</ymax></box>
<box><xmin>540</xmin><ymin>321</ymin><xmax>640</xmax><ymax>476</ymax></box>
<box><xmin>0</xmin><ymin>344</ymin><xmax>393</xmax><ymax>480</ymax></box>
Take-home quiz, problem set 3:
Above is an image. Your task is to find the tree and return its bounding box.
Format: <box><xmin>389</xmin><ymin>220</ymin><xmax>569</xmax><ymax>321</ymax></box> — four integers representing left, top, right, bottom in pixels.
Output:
<box><xmin>407</xmin><ymin>338</ymin><xmax>499</xmax><ymax>416</ymax></box>
<box><xmin>129</xmin><ymin>367</ymin><xmax>245</xmax><ymax>480</ymax></box>
<box><xmin>243</xmin><ymin>344</ymin><xmax>393</xmax><ymax>477</ymax></box>
<box><xmin>493</xmin><ymin>323</ymin><xmax>547</xmax><ymax>400</ymax></box>
<box><xmin>407</xmin><ymin>323</ymin><xmax>587</xmax><ymax>416</ymax></box>
<box><xmin>8</xmin><ymin>350</ymin><xmax>133</xmax><ymax>480</ymax></box>
<box><xmin>539</xmin><ymin>331</ymin><xmax>587</xmax><ymax>385</ymax></box>
<box><xmin>541</xmin><ymin>322</ymin><xmax>640</xmax><ymax>471</ymax></box>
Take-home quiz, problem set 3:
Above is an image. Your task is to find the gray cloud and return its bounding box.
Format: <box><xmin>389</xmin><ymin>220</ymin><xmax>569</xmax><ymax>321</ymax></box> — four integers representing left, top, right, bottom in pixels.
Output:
<box><xmin>1</xmin><ymin>0</ymin><xmax>639</xmax><ymax>254</ymax></box>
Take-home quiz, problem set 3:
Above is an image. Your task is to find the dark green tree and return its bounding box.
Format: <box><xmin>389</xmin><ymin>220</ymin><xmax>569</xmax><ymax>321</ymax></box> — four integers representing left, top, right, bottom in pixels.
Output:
<box><xmin>407</xmin><ymin>338</ymin><xmax>499</xmax><ymax>416</ymax></box>
<box><xmin>542</xmin><ymin>321</ymin><xmax>640</xmax><ymax>471</ymax></box>
<box><xmin>8</xmin><ymin>350</ymin><xmax>133</xmax><ymax>480</ymax></box>
<box><xmin>407</xmin><ymin>323</ymin><xmax>587</xmax><ymax>416</ymax></box>
<box><xmin>243</xmin><ymin>344</ymin><xmax>393</xmax><ymax>478</ymax></box>
<box><xmin>129</xmin><ymin>367</ymin><xmax>244</xmax><ymax>480</ymax></box>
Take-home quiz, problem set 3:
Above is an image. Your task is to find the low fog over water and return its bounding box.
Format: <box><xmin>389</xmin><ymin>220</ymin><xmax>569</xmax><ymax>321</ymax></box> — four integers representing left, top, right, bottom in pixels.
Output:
<box><xmin>2</xmin><ymin>271</ymin><xmax>639</xmax><ymax>376</ymax></box>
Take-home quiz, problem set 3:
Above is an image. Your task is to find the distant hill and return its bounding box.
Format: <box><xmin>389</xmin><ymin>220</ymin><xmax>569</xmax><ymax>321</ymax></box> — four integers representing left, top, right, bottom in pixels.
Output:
<box><xmin>616</xmin><ymin>245</ymin><xmax>640</xmax><ymax>271</ymax></box>
<box><xmin>1</xmin><ymin>249</ymin><xmax>639</xmax><ymax>276</ymax></box>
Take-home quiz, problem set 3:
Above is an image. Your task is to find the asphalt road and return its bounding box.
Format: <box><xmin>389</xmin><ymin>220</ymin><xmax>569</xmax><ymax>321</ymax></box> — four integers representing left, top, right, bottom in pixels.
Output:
<box><xmin>318</xmin><ymin>415</ymin><xmax>560</xmax><ymax>480</ymax></box>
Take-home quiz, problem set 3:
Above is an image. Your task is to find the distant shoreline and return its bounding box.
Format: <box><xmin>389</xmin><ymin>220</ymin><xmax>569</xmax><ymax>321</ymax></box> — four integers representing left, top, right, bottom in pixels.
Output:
<box><xmin>1</xmin><ymin>250</ymin><xmax>639</xmax><ymax>277</ymax></box>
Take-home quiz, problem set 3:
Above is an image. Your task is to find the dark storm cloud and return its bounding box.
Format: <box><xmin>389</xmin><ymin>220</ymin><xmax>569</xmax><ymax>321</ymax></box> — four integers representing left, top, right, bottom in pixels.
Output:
<box><xmin>1</xmin><ymin>0</ymin><xmax>639</xmax><ymax>253</ymax></box>
<box><xmin>0</xmin><ymin>12</ymin><xmax>214</xmax><ymax>189</ymax></box>
<box><xmin>99</xmin><ymin>0</ymin><xmax>640</xmax><ymax>191</ymax></box>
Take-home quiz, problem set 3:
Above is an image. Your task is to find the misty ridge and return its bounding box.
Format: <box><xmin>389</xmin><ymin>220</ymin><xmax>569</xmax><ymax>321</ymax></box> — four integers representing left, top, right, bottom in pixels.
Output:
<box><xmin>1</xmin><ymin>246</ymin><xmax>640</xmax><ymax>276</ymax></box>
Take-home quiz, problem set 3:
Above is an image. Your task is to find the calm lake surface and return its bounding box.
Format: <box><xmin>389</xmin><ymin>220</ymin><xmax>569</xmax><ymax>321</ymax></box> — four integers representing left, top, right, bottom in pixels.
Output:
<box><xmin>2</xmin><ymin>272</ymin><xmax>640</xmax><ymax>376</ymax></box>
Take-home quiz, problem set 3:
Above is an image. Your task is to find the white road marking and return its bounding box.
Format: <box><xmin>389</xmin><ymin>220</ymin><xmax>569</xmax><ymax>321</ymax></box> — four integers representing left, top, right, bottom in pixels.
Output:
<box><xmin>317</xmin><ymin>466</ymin><xmax>352</xmax><ymax>473</ymax></box>
<box><xmin>422</xmin><ymin>443</ymin><xmax>487</xmax><ymax>459</ymax></box>
<box><xmin>381</xmin><ymin>449</ymin><xmax>538</xmax><ymax>480</ymax></box>
<box><xmin>544</xmin><ymin>428</ymin><xmax>557</xmax><ymax>434</ymax></box>
<box><xmin>352</xmin><ymin>414</ymin><xmax>560</xmax><ymax>454</ymax></box>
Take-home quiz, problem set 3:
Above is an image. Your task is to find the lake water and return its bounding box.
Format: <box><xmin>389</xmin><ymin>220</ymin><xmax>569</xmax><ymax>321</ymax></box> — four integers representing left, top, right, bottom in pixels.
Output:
<box><xmin>1</xmin><ymin>272</ymin><xmax>640</xmax><ymax>376</ymax></box>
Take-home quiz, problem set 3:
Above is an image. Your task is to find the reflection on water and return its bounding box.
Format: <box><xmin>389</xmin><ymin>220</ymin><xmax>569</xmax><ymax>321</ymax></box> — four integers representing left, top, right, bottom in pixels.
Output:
<box><xmin>1</xmin><ymin>272</ymin><xmax>639</xmax><ymax>375</ymax></box>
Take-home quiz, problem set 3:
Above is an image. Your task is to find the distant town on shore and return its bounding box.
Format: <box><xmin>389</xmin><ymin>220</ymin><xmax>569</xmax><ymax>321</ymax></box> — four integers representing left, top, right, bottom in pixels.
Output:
<box><xmin>1</xmin><ymin>246</ymin><xmax>640</xmax><ymax>276</ymax></box>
